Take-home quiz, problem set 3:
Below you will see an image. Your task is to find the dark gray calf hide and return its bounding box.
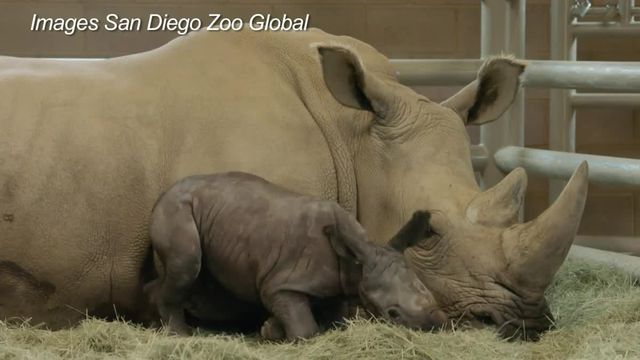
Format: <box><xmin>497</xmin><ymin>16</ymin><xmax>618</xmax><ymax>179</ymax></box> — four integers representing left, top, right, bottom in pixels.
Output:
<box><xmin>145</xmin><ymin>172</ymin><xmax>445</xmax><ymax>340</ymax></box>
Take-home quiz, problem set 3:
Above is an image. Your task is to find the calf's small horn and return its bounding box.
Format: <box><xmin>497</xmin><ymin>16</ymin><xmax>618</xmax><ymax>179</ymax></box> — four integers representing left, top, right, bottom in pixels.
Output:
<box><xmin>502</xmin><ymin>161</ymin><xmax>589</xmax><ymax>290</ymax></box>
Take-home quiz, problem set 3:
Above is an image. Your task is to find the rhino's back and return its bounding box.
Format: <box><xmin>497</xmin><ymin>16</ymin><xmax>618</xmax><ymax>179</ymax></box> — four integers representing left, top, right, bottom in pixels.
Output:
<box><xmin>182</xmin><ymin>172</ymin><xmax>343</xmax><ymax>303</ymax></box>
<box><xmin>0</xmin><ymin>57</ymin><xmax>167</xmax><ymax>325</ymax></box>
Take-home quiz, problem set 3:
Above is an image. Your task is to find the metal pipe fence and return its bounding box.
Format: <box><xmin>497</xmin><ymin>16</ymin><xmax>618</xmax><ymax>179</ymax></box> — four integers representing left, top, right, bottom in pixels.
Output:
<box><xmin>392</xmin><ymin>0</ymin><xmax>640</xmax><ymax>258</ymax></box>
<box><xmin>571</xmin><ymin>93</ymin><xmax>640</xmax><ymax>107</ymax></box>
<box><xmin>569</xmin><ymin>245</ymin><xmax>640</xmax><ymax>279</ymax></box>
<box><xmin>390</xmin><ymin>1</ymin><xmax>640</xmax><ymax>181</ymax></box>
<box><xmin>391</xmin><ymin>59</ymin><xmax>640</xmax><ymax>92</ymax></box>
<box><xmin>575</xmin><ymin>235</ymin><xmax>640</xmax><ymax>256</ymax></box>
<box><xmin>494</xmin><ymin>146</ymin><xmax>640</xmax><ymax>187</ymax></box>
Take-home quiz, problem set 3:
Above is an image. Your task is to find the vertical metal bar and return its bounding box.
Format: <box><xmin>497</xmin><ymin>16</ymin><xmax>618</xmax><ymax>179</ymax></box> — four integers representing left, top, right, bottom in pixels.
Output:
<box><xmin>508</xmin><ymin>0</ymin><xmax>526</xmax><ymax>154</ymax></box>
<box><xmin>549</xmin><ymin>0</ymin><xmax>576</xmax><ymax>202</ymax></box>
<box><xmin>509</xmin><ymin>0</ymin><xmax>526</xmax><ymax>222</ymax></box>
<box><xmin>620</xmin><ymin>0</ymin><xmax>631</xmax><ymax>25</ymax></box>
<box><xmin>479</xmin><ymin>0</ymin><xmax>507</xmax><ymax>189</ymax></box>
<box><xmin>508</xmin><ymin>0</ymin><xmax>527</xmax><ymax>150</ymax></box>
<box><xmin>479</xmin><ymin>0</ymin><xmax>525</xmax><ymax>189</ymax></box>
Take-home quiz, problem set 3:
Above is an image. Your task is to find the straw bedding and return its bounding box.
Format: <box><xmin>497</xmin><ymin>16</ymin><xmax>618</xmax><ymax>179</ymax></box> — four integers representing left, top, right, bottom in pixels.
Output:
<box><xmin>1</xmin><ymin>259</ymin><xmax>639</xmax><ymax>360</ymax></box>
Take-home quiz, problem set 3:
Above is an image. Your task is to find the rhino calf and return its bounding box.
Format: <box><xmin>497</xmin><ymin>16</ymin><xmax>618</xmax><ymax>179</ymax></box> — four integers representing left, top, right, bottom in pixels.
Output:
<box><xmin>145</xmin><ymin>172</ymin><xmax>445</xmax><ymax>340</ymax></box>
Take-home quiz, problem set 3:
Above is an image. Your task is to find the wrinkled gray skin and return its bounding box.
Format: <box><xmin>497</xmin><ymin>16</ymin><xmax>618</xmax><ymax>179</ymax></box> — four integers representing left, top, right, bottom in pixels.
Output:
<box><xmin>145</xmin><ymin>172</ymin><xmax>445</xmax><ymax>340</ymax></box>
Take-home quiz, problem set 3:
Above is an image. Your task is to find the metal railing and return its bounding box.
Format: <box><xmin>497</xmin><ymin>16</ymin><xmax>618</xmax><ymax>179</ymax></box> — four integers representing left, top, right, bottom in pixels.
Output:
<box><xmin>494</xmin><ymin>146</ymin><xmax>640</xmax><ymax>188</ymax></box>
<box><xmin>550</xmin><ymin>0</ymin><xmax>640</xmax><ymax>200</ymax></box>
<box><xmin>571</xmin><ymin>0</ymin><xmax>640</xmax><ymax>35</ymax></box>
<box><xmin>391</xmin><ymin>0</ymin><xmax>640</xmax><ymax>258</ymax></box>
<box><xmin>391</xmin><ymin>59</ymin><xmax>640</xmax><ymax>92</ymax></box>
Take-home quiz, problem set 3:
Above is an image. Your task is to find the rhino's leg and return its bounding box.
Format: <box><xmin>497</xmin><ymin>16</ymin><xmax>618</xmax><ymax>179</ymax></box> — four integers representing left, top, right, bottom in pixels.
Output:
<box><xmin>185</xmin><ymin>276</ymin><xmax>259</xmax><ymax>322</ymax></box>
<box><xmin>314</xmin><ymin>297</ymin><xmax>361</xmax><ymax>329</ymax></box>
<box><xmin>263</xmin><ymin>291</ymin><xmax>319</xmax><ymax>341</ymax></box>
<box><xmin>260</xmin><ymin>316</ymin><xmax>286</xmax><ymax>341</ymax></box>
<box><xmin>148</xmin><ymin>201</ymin><xmax>202</xmax><ymax>336</ymax></box>
<box><xmin>0</xmin><ymin>260</ymin><xmax>73</xmax><ymax>328</ymax></box>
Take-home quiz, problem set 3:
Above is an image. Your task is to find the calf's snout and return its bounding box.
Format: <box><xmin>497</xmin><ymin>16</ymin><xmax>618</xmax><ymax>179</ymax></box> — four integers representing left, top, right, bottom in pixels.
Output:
<box><xmin>419</xmin><ymin>309</ymin><xmax>448</xmax><ymax>331</ymax></box>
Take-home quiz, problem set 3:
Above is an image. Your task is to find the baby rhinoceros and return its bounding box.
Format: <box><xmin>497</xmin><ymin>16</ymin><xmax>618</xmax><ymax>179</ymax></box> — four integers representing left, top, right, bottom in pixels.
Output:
<box><xmin>145</xmin><ymin>172</ymin><xmax>446</xmax><ymax>340</ymax></box>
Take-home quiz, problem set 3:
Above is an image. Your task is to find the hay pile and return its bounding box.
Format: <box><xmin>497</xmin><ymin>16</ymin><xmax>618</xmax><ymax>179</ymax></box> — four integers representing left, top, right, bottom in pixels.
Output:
<box><xmin>1</xmin><ymin>259</ymin><xmax>639</xmax><ymax>360</ymax></box>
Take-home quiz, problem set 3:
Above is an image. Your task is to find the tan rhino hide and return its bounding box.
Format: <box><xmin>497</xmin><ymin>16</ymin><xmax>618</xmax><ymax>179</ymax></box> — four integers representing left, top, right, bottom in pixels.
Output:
<box><xmin>0</xmin><ymin>28</ymin><xmax>588</xmax><ymax>340</ymax></box>
<box><xmin>317</xmin><ymin>45</ymin><xmax>588</xmax><ymax>340</ymax></box>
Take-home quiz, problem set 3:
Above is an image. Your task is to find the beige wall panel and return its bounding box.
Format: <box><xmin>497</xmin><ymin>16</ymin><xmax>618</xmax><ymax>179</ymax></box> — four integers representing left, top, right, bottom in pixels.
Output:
<box><xmin>579</xmin><ymin>37</ymin><xmax>640</xmax><ymax>61</ymax></box>
<box><xmin>525</xmin><ymin>2</ymin><xmax>549</xmax><ymax>59</ymax></box>
<box><xmin>0</xmin><ymin>2</ymin><xmax>86</xmax><ymax>56</ymax></box>
<box><xmin>579</xmin><ymin>193</ymin><xmax>635</xmax><ymax>236</ymax></box>
<box><xmin>455</xmin><ymin>6</ymin><xmax>480</xmax><ymax>58</ymax></box>
<box><xmin>82</xmin><ymin>3</ymin><xmax>273</xmax><ymax>56</ymax></box>
<box><xmin>272</xmin><ymin>4</ymin><xmax>367</xmax><ymax>40</ymax></box>
<box><xmin>525</xmin><ymin>99</ymin><xmax>549</xmax><ymax>147</ymax></box>
<box><xmin>365</xmin><ymin>6</ymin><xmax>456</xmax><ymax>58</ymax></box>
<box><xmin>576</xmin><ymin>108</ymin><xmax>636</xmax><ymax>146</ymax></box>
<box><xmin>524</xmin><ymin>173</ymin><xmax>549</xmax><ymax>221</ymax></box>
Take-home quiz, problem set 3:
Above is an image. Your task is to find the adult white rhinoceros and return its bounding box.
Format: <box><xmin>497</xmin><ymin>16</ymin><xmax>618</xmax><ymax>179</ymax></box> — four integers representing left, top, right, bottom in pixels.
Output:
<box><xmin>0</xmin><ymin>28</ymin><xmax>587</xmax><ymax>339</ymax></box>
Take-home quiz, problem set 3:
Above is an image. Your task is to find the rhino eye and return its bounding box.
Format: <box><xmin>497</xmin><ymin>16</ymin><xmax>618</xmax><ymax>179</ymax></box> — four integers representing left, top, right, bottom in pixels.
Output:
<box><xmin>476</xmin><ymin>314</ymin><xmax>494</xmax><ymax>325</ymax></box>
<box><xmin>424</xmin><ymin>220</ymin><xmax>442</xmax><ymax>239</ymax></box>
<box><xmin>420</xmin><ymin>232</ymin><xmax>441</xmax><ymax>250</ymax></box>
<box><xmin>471</xmin><ymin>310</ymin><xmax>496</xmax><ymax>326</ymax></box>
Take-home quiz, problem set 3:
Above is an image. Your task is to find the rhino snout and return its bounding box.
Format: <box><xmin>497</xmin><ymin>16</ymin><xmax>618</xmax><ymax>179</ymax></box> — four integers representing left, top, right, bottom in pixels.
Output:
<box><xmin>419</xmin><ymin>308</ymin><xmax>448</xmax><ymax>331</ymax></box>
<box><xmin>383</xmin><ymin>305</ymin><xmax>447</xmax><ymax>331</ymax></box>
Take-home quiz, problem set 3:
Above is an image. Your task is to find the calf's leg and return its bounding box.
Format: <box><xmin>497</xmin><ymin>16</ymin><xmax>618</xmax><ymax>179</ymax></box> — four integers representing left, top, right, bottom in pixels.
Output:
<box><xmin>263</xmin><ymin>291</ymin><xmax>318</xmax><ymax>341</ymax></box>
<box><xmin>260</xmin><ymin>316</ymin><xmax>286</xmax><ymax>340</ymax></box>
<box><xmin>147</xmin><ymin>201</ymin><xmax>202</xmax><ymax>335</ymax></box>
<box><xmin>185</xmin><ymin>275</ymin><xmax>265</xmax><ymax>330</ymax></box>
<box><xmin>261</xmin><ymin>297</ymin><xmax>359</xmax><ymax>340</ymax></box>
<box><xmin>314</xmin><ymin>297</ymin><xmax>361</xmax><ymax>328</ymax></box>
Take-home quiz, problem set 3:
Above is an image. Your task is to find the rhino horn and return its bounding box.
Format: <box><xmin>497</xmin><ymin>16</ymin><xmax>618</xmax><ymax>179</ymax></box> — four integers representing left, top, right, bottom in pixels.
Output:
<box><xmin>466</xmin><ymin>167</ymin><xmax>528</xmax><ymax>227</ymax></box>
<box><xmin>502</xmin><ymin>162</ymin><xmax>589</xmax><ymax>290</ymax></box>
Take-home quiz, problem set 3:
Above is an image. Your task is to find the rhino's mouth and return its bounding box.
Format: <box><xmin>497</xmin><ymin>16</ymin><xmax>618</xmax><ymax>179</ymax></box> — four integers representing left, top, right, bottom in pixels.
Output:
<box><xmin>455</xmin><ymin>298</ymin><xmax>554</xmax><ymax>341</ymax></box>
<box><xmin>357</xmin><ymin>288</ymin><xmax>381</xmax><ymax>318</ymax></box>
<box><xmin>430</xmin><ymin>278</ymin><xmax>555</xmax><ymax>341</ymax></box>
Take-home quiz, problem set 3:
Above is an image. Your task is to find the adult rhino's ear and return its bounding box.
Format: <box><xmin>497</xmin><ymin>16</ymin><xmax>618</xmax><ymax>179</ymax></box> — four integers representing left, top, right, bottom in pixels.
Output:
<box><xmin>388</xmin><ymin>210</ymin><xmax>432</xmax><ymax>252</ymax></box>
<box><xmin>441</xmin><ymin>57</ymin><xmax>525</xmax><ymax>125</ymax></box>
<box><xmin>317</xmin><ymin>45</ymin><xmax>390</xmax><ymax>119</ymax></box>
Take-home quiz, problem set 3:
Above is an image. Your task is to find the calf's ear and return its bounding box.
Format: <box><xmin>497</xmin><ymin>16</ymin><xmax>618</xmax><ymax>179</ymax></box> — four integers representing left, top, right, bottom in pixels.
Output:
<box><xmin>388</xmin><ymin>210</ymin><xmax>432</xmax><ymax>252</ymax></box>
<box><xmin>323</xmin><ymin>218</ymin><xmax>373</xmax><ymax>264</ymax></box>
<box><xmin>317</xmin><ymin>45</ymin><xmax>390</xmax><ymax>119</ymax></box>
<box><xmin>441</xmin><ymin>57</ymin><xmax>525</xmax><ymax>125</ymax></box>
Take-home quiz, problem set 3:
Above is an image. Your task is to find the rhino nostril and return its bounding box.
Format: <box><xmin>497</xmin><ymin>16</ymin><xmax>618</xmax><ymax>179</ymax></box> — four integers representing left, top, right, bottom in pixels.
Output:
<box><xmin>428</xmin><ymin>309</ymin><xmax>448</xmax><ymax>326</ymax></box>
<box><xmin>477</xmin><ymin>315</ymin><xmax>494</xmax><ymax>326</ymax></box>
<box><xmin>387</xmin><ymin>309</ymin><xmax>400</xmax><ymax>319</ymax></box>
